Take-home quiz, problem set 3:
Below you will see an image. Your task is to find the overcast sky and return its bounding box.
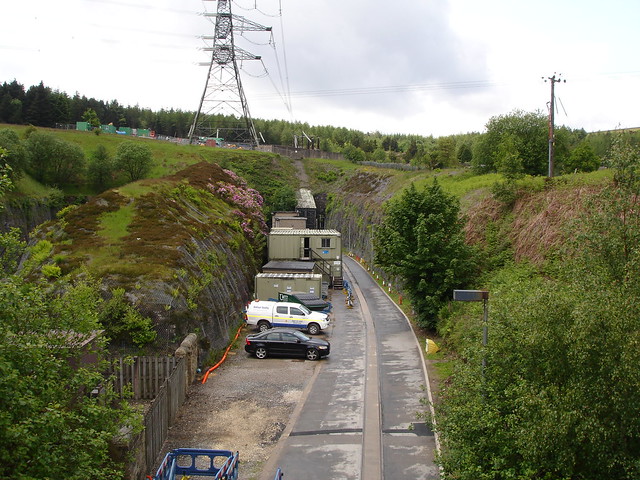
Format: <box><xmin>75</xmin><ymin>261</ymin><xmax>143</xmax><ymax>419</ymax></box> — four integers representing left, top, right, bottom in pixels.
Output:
<box><xmin>2</xmin><ymin>0</ymin><xmax>639</xmax><ymax>137</ymax></box>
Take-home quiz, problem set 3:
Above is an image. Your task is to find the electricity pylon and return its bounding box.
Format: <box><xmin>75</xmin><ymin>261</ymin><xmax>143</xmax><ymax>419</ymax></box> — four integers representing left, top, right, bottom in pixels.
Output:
<box><xmin>188</xmin><ymin>0</ymin><xmax>271</xmax><ymax>146</ymax></box>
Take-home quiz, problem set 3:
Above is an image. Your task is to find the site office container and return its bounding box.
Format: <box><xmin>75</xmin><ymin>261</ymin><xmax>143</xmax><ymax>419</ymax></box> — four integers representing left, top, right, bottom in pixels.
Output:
<box><xmin>267</xmin><ymin>229</ymin><xmax>342</xmax><ymax>279</ymax></box>
<box><xmin>254</xmin><ymin>273</ymin><xmax>323</xmax><ymax>301</ymax></box>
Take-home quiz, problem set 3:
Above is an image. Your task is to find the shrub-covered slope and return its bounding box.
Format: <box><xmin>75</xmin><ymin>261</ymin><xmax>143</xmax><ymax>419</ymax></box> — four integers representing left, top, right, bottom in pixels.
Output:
<box><xmin>28</xmin><ymin>161</ymin><xmax>270</xmax><ymax>352</ymax></box>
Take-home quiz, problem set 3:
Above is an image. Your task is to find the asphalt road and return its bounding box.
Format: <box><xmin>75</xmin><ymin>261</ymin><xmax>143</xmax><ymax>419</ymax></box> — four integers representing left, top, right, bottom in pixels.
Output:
<box><xmin>258</xmin><ymin>256</ymin><xmax>440</xmax><ymax>479</ymax></box>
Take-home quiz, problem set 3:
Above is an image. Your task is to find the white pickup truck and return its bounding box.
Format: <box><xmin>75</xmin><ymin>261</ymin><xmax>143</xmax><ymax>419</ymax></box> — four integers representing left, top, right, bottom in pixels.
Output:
<box><xmin>244</xmin><ymin>300</ymin><xmax>330</xmax><ymax>334</ymax></box>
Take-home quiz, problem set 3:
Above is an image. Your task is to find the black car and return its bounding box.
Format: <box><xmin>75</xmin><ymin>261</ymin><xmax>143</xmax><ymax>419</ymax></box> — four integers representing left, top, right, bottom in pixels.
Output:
<box><xmin>244</xmin><ymin>328</ymin><xmax>330</xmax><ymax>361</ymax></box>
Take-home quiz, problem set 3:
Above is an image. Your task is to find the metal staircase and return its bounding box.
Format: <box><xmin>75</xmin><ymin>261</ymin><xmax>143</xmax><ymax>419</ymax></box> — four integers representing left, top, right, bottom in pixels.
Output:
<box><xmin>307</xmin><ymin>248</ymin><xmax>343</xmax><ymax>289</ymax></box>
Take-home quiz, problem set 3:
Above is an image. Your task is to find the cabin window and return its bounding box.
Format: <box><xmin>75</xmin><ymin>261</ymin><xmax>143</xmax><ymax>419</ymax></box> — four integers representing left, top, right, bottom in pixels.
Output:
<box><xmin>321</xmin><ymin>238</ymin><xmax>331</xmax><ymax>248</ymax></box>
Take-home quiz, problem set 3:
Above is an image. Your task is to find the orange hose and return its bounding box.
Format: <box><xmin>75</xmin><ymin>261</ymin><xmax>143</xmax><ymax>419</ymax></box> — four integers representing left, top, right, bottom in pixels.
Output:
<box><xmin>201</xmin><ymin>325</ymin><xmax>244</xmax><ymax>384</ymax></box>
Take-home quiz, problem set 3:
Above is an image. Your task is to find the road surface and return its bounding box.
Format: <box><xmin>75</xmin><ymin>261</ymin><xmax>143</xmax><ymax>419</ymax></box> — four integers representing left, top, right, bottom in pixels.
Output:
<box><xmin>258</xmin><ymin>256</ymin><xmax>440</xmax><ymax>479</ymax></box>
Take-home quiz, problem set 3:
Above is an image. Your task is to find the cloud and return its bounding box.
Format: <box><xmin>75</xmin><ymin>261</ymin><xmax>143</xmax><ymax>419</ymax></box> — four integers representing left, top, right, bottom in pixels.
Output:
<box><xmin>237</xmin><ymin>0</ymin><xmax>490</xmax><ymax>128</ymax></box>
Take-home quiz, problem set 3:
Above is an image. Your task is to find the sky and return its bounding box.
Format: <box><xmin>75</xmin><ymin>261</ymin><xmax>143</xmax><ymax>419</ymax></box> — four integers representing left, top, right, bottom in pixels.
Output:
<box><xmin>2</xmin><ymin>0</ymin><xmax>640</xmax><ymax>137</ymax></box>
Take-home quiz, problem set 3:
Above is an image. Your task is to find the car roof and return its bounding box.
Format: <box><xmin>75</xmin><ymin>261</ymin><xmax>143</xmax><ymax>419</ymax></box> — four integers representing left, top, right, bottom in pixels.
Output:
<box><xmin>248</xmin><ymin>327</ymin><xmax>304</xmax><ymax>336</ymax></box>
<box><xmin>264</xmin><ymin>327</ymin><xmax>303</xmax><ymax>333</ymax></box>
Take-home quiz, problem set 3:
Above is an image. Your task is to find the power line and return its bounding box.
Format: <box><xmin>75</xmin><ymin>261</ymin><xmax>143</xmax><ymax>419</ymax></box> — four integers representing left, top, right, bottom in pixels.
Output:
<box><xmin>251</xmin><ymin>79</ymin><xmax>502</xmax><ymax>100</ymax></box>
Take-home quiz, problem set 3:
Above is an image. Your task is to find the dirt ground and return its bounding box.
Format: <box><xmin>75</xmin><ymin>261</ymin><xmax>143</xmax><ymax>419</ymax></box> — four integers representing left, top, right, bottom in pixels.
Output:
<box><xmin>153</xmin><ymin>334</ymin><xmax>319</xmax><ymax>480</ymax></box>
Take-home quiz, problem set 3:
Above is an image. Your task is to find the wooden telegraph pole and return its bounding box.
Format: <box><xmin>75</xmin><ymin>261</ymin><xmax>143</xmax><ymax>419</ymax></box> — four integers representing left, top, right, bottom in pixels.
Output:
<box><xmin>543</xmin><ymin>73</ymin><xmax>566</xmax><ymax>177</ymax></box>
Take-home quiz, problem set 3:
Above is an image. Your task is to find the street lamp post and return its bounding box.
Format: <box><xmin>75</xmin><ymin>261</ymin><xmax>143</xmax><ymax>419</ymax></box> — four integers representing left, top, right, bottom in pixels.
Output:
<box><xmin>453</xmin><ymin>289</ymin><xmax>489</xmax><ymax>373</ymax></box>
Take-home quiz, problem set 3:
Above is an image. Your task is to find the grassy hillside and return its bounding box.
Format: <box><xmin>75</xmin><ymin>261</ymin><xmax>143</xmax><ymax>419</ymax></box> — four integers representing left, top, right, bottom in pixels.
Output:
<box><xmin>1</xmin><ymin>124</ymin><xmax>299</xmax><ymax>199</ymax></box>
<box><xmin>304</xmin><ymin>155</ymin><xmax>613</xmax><ymax>268</ymax></box>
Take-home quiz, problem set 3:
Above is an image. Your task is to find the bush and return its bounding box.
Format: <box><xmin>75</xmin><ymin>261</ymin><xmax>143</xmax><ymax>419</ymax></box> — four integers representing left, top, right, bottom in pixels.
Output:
<box><xmin>114</xmin><ymin>141</ymin><xmax>152</xmax><ymax>182</ymax></box>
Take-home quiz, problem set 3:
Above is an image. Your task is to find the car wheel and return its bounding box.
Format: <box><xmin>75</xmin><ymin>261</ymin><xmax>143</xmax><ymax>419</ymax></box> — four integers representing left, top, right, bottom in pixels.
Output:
<box><xmin>255</xmin><ymin>347</ymin><xmax>268</xmax><ymax>359</ymax></box>
<box><xmin>307</xmin><ymin>323</ymin><xmax>320</xmax><ymax>335</ymax></box>
<box><xmin>306</xmin><ymin>348</ymin><xmax>319</xmax><ymax>361</ymax></box>
<box><xmin>257</xmin><ymin>321</ymin><xmax>271</xmax><ymax>332</ymax></box>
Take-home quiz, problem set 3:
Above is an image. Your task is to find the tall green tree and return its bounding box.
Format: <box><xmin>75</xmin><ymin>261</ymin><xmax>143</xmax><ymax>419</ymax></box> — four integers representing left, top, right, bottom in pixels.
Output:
<box><xmin>114</xmin><ymin>141</ymin><xmax>152</xmax><ymax>182</ymax></box>
<box><xmin>24</xmin><ymin>81</ymin><xmax>55</xmax><ymax>127</ymax></box>
<box><xmin>473</xmin><ymin>109</ymin><xmax>551</xmax><ymax>175</ymax></box>
<box><xmin>25</xmin><ymin>132</ymin><xmax>86</xmax><ymax>186</ymax></box>
<box><xmin>373</xmin><ymin>180</ymin><xmax>476</xmax><ymax>329</ymax></box>
<box><xmin>87</xmin><ymin>144</ymin><xmax>115</xmax><ymax>192</ymax></box>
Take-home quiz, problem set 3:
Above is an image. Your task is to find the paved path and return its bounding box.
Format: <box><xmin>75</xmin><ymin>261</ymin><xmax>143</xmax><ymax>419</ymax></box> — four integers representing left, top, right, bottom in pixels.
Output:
<box><xmin>259</xmin><ymin>256</ymin><xmax>440</xmax><ymax>479</ymax></box>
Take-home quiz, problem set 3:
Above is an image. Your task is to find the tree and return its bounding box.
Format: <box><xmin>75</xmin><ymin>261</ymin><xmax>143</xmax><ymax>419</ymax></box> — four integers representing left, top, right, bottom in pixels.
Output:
<box><xmin>371</xmin><ymin>147</ymin><xmax>387</xmax><ymax>163</ymax></box>
<box><xmin>82</xmin><ymin>108</ymin><xmax>101</xmax><ymax>130</ymax></box>
<box><xmin>0</xmin><ymin>227</ymin><xmax>25</xmax><ymax>275</ymax></box>
<box><xmin>114</xmin><ymin>141</ymin><xmax>152</xmax><ymax>182</ymax></box>
<box><xmin>373</xmin><ymin>180</ymin><xmax>476</xmax><ymax>329</ymax></box>
<box><xmin>342</xmin><ymin>143</ymin><xmax>366</xmax><ymax>163</ymax></box>
<box><xmin>0</xmin><ymin>80</ymin><xmax>25</xmax><ymax>124</ymax></box>
<box><xmin>456</xmin><ymin>141</ymin><xmax>473</xmax><ymax>165</ymax></box>
<box><xmin>473</xmin><ymin>110</ymin><xmax>551</xmax><ymax>175</ymax></box>
<box><xmin>87</xmin><ymin>144</ymin><xmax>115</xmax><ymax>192</ymax></box>
<box><xmin>24</xmin><ymin>81</ymin><xmax>55</xmax><ymax>127</ymax></box>
<box><xmin>0</xmin><ymin>275</ymin><xmax>140</xmax><ymax>479</ymax></box>
<box><xmin>25</xmin><ymin>132</ymin><xmax>86</xmax><ymax>186</ymax></box>
<box><xmin>562</xmin><ymin>141</ymin><xmax>600</xmax><ymax>173</ymax></box>
<box><xmin>51</xmin><ymin>90</ymin><xmax>71</xmax><ymax>125</ymax></box>
<box><xmin>0</xmin><ymin>147</ymin><xmax>14</xmax><ymax>205</ymax></box>
<box><xmin>404</xmin><ymin>138</ymin><xmax>418</xmax><ymax>161</ymax></box>
<box><xmin>0</xmin><ymin>128</ymin><xmax>28</xmax><ymax>179</ymax></box>
<box><xmin>495</xmin><ymin>134</ymin><xmax>525</xmax><ymax>180</ymax></box>
<box><xmin>99</xmin><ymin>288</ymin><xmax>157</xmax><ymax>348</ymax></box>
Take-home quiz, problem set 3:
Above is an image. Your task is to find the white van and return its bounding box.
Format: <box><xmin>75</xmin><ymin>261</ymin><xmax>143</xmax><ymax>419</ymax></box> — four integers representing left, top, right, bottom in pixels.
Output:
<box><xmin>244</xmin><ymin>300</ymin><xmax>330</xmax><ymax>334</ymax></box>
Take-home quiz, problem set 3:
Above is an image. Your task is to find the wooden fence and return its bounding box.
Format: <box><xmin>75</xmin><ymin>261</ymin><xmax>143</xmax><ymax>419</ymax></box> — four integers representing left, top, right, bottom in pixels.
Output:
<box><xmin>108</xmin><ymin>356</ymin><xmax>181</xmax><ymax>400</ymax></box>
<box><xmin>141</xmin><ymin>358</ymin><xmax>186</xmax><ymax>475</ymax></box>
<box><xmin>106</xmin><ymin>334</ymin><xmax>199</xmax><ymax>479</ymax></box>
<box><xmin>107</xmin><ymin>342</ymin><xmax>197</xmax><ymax>479</ymax></box>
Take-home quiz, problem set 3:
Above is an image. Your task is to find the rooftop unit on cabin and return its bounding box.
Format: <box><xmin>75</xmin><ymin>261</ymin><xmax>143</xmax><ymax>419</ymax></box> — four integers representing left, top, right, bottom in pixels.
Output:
<box><xmin>271</xmin><ymin>211</ymin><xmax>308</xmax><ymax>229</ymax></box>
<box><xmin>295</xmin><ymin>188</ymin><xmax>318</xmax><ymax>229</ymax></box>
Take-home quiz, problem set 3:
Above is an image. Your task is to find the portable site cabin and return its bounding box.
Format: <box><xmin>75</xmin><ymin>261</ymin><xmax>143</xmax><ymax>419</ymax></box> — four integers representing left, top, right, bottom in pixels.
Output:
<box><xmin>254</xmin><ymin>273</ymin><xmax>325</xmax><ymax>301</ymax></box>
<box><xmin>267</xmin><ymin>228</ymin><xmax>342</xmax><ymax>288</ymax></box>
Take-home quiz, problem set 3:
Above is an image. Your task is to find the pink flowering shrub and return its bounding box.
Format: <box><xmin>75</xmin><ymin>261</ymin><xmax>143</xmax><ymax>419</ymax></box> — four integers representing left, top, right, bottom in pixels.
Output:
<box><xmin>208</xmin><ymin>170</ymin><xmax>268</xmax><ymax>240</ymax></box>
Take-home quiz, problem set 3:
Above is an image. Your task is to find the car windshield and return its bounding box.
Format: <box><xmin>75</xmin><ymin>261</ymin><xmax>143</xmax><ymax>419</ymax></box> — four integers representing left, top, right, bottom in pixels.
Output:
<box><xmin>298</xmin><ymin>305</ymin><xmax>311</xmax><ymax>315</ymax></box>
<box><xmin>293</xmin><ymin>331</ymin><xmax>310</xmax><ymax>341</ymax></box>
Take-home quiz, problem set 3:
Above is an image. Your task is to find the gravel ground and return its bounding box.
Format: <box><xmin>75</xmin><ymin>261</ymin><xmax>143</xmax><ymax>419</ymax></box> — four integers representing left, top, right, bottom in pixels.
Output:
<box><xmin>153</xmin><ymin>328</ymin><xmax>321</xmax><ymax>480</ymax></box>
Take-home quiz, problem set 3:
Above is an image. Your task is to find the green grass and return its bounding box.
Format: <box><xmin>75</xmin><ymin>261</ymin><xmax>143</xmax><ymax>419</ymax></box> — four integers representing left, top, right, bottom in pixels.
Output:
<box><xmin>98</xmin><ymin>204</ymin><xmax>134</xmax><ymax>243</ymax></box>
<box><xmin>12</xmin><ymin>175</ymin><xmax>60</xmax><ymax>198</ymax></box>
<box><xmin>431</xmin><ymin>357</ymin><xmax>455</xmax><ymax>383</ymax></box>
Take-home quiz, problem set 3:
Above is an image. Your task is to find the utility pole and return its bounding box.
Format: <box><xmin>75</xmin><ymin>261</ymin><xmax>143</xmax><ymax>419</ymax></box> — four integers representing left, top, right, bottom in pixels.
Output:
<box><xmin>188</xmin><ymin>0</ymin><xmax>271</xmax><ymax>147</ymax></box>
<box><xmin>543</xmin><ymin>73</ymin><xmax>566</xmax><ymax>177</ymax></box>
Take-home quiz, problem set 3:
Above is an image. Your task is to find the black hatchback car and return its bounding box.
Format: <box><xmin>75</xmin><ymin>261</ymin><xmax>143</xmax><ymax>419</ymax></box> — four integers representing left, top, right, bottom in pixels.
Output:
<box><xmin>244</xmin><ymin>328</ymin><xmax>330</xmax><ymax>361</ymax></box>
